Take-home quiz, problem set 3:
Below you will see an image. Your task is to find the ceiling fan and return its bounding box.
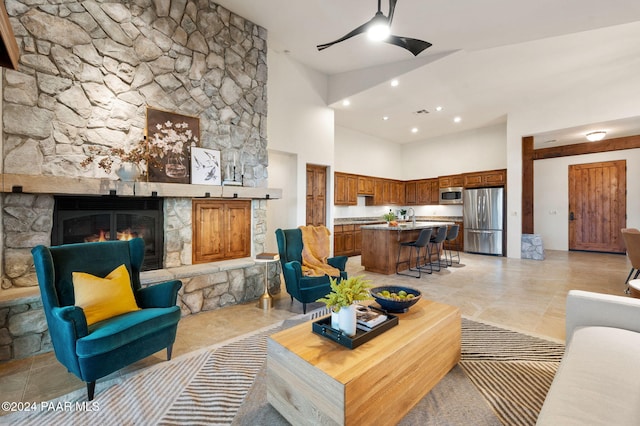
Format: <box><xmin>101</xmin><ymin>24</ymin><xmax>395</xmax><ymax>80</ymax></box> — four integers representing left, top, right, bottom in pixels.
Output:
<box><xmin>316</xmin><ymin>0</ymin><xmax>432</xmax><ymax>56</ymax></box>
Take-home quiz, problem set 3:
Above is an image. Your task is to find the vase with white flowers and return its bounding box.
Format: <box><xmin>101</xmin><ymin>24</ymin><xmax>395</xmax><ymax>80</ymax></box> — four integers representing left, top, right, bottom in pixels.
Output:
<box><xmin>82</xmin><ymin>123</ymin><xmax>198</xmax><ymax>181</ymax></box>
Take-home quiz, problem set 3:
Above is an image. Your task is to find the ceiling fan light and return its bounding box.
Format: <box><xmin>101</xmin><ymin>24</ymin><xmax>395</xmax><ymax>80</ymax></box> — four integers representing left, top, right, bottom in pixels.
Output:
<box><xmin>586</xmin><ymin>131</ymin><xmax>606</xmax><ymax>142</ymax></box>
<box><xmin>367</xmin><ymin>19</ymin><xmax>390</xmax><ymax>41</ymax></box>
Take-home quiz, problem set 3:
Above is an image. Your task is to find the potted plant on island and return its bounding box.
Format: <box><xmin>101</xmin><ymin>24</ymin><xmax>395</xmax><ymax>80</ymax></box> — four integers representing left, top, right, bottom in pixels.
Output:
<box><xmin>383</xmin><ymin>211</ymin><xmax>398</xmax><ymax>227</ymax></box>
<box><xmin>317</xmin><ymin>275</ymin><xmax>373</xmax><ymax>336</ymax></box>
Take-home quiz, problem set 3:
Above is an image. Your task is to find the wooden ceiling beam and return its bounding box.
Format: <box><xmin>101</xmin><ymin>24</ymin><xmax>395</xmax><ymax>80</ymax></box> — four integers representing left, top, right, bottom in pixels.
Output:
<box><xmin>534</xmin><ymin>134</ymin><xmax>640</xmax><ymax>160</ymax></box>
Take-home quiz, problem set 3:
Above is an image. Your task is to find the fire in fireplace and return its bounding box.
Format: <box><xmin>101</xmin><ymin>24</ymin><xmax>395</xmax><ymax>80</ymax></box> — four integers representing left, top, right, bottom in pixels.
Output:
<box><xmin>52</xmin><ymin>196</ymin><xmax>164</xmax><ymax>270</ymax></box>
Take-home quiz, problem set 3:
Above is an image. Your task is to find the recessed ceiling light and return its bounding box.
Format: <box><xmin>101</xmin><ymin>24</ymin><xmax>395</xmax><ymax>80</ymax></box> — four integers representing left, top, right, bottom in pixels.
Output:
<box><xmin>390</xmin><ymin>79</ymin><xmax>399</xmax><ymax>87</ymax></box>
<box><xmin>453</xmin><ymin>116</ymin><xmax>461</xmax><ymax>123</ymax></box>
<box><xmin>435</xmin><ymin>106</ymin><xmax>443</xmax><ymax>112</ymax></box>
<box><xmin>411</xmin><ymin>127</ymin><xmax>418</xmax><ymax>133</ymax></box>
<box><xmin>383</xmin><ymin>116</ymin><xmax>389</xmax><ymax>121</ymax></box>
<box><xmin>342</xmin><ymin>99</ymin><xmax>350</xmax><ymax>107</ymax></box>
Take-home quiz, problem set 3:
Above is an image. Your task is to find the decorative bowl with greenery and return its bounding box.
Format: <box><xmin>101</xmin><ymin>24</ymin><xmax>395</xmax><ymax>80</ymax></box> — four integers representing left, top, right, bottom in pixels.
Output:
<box><xmin>317</xmin><ymin>275</ymin><xmax>373</xmax><ymax>312</ymax></box>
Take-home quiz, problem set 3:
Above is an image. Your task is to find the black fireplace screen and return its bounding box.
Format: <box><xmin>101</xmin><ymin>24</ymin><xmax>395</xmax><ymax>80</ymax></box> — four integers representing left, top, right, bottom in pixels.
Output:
<box><xmin>52</xmin><ymin>196</ymin><xmax>163</xmax><ymax>271</ymax></box>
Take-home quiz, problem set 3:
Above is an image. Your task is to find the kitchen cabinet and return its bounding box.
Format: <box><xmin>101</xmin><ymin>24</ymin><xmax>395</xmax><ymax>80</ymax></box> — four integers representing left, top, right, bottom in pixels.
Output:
<box><xmin>357</xmin><ymin>176</ymin><xmax>374</xmax><ymax>196</ymax></box>
<box><xmin>464</xmin><ymin>169</ymin><xmax>506</xmax><ymax>188</ymax></box>
<box><xmin>334</xmin><ymin>224</ymin><xmax>356</xmax><ymax>256</ymax></box>
<box><xmin>337</xmin><ymin>168</ymin><xmax>504</xmax><ymax>207</ymax></box>
<box><xmin>366</xmin><ymin>178</ymin><xmax>390</xmax><ymax>206</ymax></box>
<box><xmin>192</xmin><ymin>199</ymin><xmax>251</xmax><ymax>263</ymax></box>
<box><xmin>417</xmin><ymin>178</ymin><xmax>439</xmax><ymax>205</ymax></box>
<box><xmin>439</xmin><ymin>174</ymin><xmax>465</xmax><ymax>188</ymax></box>
<box><xmin>335</xmin><ymin>172</ymin><xmax>358</xmax><ymax>205</ymax></box>
<box><xmin>405</xmin><ymin>181</ymin><xmax>417</xmax><ymax>205</ymax></box>
<box><xmin>390</xmin><ymin>180</ymin><xmax>405</xmax><ymax>205</ymax></box>
<box><xmin>365</xmin><ymin>178</ymin><xmax>406</xmax><ymax>206</ymax></box>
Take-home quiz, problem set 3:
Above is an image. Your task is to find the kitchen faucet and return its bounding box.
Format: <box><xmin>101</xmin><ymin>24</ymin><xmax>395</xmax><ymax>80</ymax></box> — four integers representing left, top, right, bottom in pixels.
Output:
<box><xmin>408</xmin><ymin>207</ymin><xmax>416</xmax><ymax>226</ymax></box>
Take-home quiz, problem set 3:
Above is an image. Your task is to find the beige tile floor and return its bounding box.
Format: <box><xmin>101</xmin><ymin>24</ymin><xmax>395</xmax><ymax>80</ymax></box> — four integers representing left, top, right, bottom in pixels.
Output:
<box><xmin>0</xmin><ymin>249</ymin><xmax>631</xmax><ymax>410</ymax></box>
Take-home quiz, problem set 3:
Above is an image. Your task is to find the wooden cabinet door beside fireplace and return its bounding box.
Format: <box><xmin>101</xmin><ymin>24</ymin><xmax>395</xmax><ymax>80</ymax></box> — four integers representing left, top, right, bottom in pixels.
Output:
<box><xmin>193</xmin><ymin>200</ymin><xmax>251</xmax><ymax>263</ymax></box>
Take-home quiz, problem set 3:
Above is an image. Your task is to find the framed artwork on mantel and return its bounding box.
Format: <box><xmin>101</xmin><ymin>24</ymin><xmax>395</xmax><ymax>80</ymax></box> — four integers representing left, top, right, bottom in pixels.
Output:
<box><xmin>191</xmin><ymin>147</ymin><xmax>221</xmax><ymax>185</ymax></box>
<box><xmin>145</xmin><ymin>107</ymin><xmax>200</xmax><ymax>184</ymax></box>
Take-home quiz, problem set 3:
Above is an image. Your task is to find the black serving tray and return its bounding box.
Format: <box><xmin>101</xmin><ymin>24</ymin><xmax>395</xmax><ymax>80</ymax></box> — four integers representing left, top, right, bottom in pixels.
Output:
<box><xmin>312</xmin><ymin>308</ymin><xmax>399</xmax><ymax>350</ymax></box>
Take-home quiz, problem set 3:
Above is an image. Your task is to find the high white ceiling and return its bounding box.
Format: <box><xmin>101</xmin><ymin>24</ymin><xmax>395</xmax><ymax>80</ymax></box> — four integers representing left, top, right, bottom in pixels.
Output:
<box><xmin>214</xmin><ymin>0</ymin><xmax>640</xmax><ymax>145</ymax></box>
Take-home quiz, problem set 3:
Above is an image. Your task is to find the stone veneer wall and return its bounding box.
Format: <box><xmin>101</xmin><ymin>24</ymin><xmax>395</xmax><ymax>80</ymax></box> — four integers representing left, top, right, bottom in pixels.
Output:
<box><xmin>2</xmin><ymin>0</ymin><xmax>269</xmax><ymax>289</ymax></box>
<box><xmin>0</xmin><ymin>1</ymin><xmax>280</xmax><ymax>362</ymax></box>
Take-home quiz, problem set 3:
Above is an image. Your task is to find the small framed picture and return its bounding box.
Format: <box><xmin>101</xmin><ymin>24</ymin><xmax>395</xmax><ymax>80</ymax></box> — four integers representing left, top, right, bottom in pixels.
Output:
<box><xmin>191</xmin><ymin>147</ymin><xmax>221</xmax><ymax>185</ymax></box>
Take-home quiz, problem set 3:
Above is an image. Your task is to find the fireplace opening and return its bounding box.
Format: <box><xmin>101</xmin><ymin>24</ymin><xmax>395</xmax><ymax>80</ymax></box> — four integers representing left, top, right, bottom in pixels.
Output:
<box><xmin>52</xmin><ymin>196</ymin><xmax>164</xmax><ymax>271</ymax></box>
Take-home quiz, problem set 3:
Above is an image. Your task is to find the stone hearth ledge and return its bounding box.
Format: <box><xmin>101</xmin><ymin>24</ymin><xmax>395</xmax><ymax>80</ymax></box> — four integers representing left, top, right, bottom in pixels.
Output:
<box><xmin>0</xmin><ymin>258</ymin><xmax>281</xmax><ymax>362</ymax></box>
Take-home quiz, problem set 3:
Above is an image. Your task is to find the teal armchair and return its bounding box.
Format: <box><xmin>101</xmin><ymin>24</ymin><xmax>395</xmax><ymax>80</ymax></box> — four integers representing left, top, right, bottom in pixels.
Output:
<box><xmin>31</xmin><ymin>238</ymin><xmax>182</xmax><ymax>400</ymax></box>
<box><xmin>275</xmin><ymin>228</ymin><xmax>347</xmax><ymax>313</ymax></box>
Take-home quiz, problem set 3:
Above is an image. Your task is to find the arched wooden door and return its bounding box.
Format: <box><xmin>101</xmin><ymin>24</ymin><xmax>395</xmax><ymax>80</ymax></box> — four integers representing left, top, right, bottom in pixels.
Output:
<box><xmin>568</xmin><ymin>160</ymin><xmax>626</xmax><ymax>253</ymax></box>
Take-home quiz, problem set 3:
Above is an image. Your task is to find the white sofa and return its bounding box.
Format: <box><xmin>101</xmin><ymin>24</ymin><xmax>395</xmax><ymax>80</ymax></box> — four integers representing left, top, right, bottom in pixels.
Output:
<box><xmin>537</xmin><ymin>290</ymin><xmax>640</xmax><ymax>425</ymax></box>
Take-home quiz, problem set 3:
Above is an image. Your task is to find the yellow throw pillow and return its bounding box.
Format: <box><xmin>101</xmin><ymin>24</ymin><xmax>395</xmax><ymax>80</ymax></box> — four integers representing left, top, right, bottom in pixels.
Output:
<box><xmin>73</xmin><ymin>264</ymin><xmax>140</xmax><ymax>326</ymax></box>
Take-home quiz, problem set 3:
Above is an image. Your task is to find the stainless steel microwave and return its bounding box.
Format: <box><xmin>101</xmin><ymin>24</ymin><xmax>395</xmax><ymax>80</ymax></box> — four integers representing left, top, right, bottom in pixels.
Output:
<box><xmin>439</xmin><ymin>187</ymin><xmax>464</xmax><ymax>204</ymax></box>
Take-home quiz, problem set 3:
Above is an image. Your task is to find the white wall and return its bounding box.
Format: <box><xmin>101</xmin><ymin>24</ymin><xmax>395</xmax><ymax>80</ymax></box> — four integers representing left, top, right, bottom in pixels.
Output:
<box><xmin>402</xmin><ymin>124</ymin><xmax>507</xmax><ymax>180</ymax></box>
<box><xmin>333</xmin><ymin>123</ymin><xmax>505</xmax><ymax>219</ymax></box>
<box><xmin>266</xmin><ymin>49</ymin><xmax>335</xmax><ymax>241</ymax></box>
<box><xmin>534</xmin><ymin>150</ymin><xmax>640</xmax><ymax>251</ymax></box>
<box><xmin>334</xmin><ymin>125</ymin><xmax>404</xmax><ymax>179</ymax></box>
<box><xmin>265</xmin><ymin>150</ymin><xmax>297</xmax><ymax>252</ymax></box>
<box><xmin>502</xmin><ymin>22</ymin><xmax>640</xmax><ymax>257</ymax></box>
<box><xmin>266</xmin><ymin>22</ymin><xmax>640</xmax><ymax>259</ymax></box>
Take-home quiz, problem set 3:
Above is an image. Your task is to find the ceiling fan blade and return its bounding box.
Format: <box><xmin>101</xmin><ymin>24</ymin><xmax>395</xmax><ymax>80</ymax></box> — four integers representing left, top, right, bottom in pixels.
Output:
<box><xmin>317</xmin><ymin>20</ymin><xmax>371</xmax><ymax>51</ymax></box>
<box><xmin>385</xmin><ymin>35</ymin><xmax>432</xmax><ymax>56</ymax></box>
<box><xmin>388</xmin><ymin>0</ymin><xmax>397</xmax><ymax>25</ymax></box>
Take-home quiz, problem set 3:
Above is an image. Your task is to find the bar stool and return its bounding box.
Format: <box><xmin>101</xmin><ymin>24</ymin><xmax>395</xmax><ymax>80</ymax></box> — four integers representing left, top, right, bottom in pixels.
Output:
<box><xmin>429</xmin><ymin>226</ymin><xmax>448</xmax><ymax>272</ymax></box>
<box><xmin>396</xmin><ymin>228</ymin><xmax>433</xmax><ymax>278</ymax></box>
<box><xmin>444</xmin><ymin>224</ymin><xmax>460</xmax><ymax>266</ymax></box>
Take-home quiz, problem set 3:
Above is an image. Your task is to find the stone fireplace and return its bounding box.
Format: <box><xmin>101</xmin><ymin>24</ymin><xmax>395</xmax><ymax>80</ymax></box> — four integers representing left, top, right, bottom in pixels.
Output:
<box><xmin>52</xmin><ymin>195</ymin><xmax>164</xmax><ymax>271</ymax></box>
<box><xmin>0</xmin><ymin>1</ymin><xmax>282</xmax><ymax>362</ymax></box>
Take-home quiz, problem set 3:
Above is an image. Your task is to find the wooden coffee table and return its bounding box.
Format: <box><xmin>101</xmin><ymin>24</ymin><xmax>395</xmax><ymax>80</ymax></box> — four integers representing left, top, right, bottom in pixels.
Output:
<box><xmin>267</xmin><ymin>298</ymin><xmax>461</xmax><ymax>426</ymax></box>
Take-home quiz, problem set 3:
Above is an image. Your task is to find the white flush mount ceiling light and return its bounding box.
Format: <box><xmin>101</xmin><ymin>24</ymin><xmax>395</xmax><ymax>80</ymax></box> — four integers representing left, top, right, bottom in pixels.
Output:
<box><xmin>435</xmin><ymin>106</ymin><xmax>443</xmax><ymax>112</ymax></box>
<box><xmin>383</xmin><ymin>116</ymin><xmax>389</xmax><ymax>120</ymax></box>
<box><xmin>390</xmin><ymin>79</ymin><xmax>399</xmax><ymax>87</ymax></box>
<box><xmin>342</xmin><ymin>99</ymin><xmax>350</xmax><ymax>107</ymax></box>
<box><xmin>586</xmin><ymin>131</ymin><xmax>606</xmax><ymax>142</ymax></box>
<box><xmin>453</xmin><ymin>116</ymin><xmax>461</xmax><ymax>123</ymax></box>
<box><xmin>411</xmin><ymin>127</ymin><xmax>418</xmax><ymax>133</ymax></box>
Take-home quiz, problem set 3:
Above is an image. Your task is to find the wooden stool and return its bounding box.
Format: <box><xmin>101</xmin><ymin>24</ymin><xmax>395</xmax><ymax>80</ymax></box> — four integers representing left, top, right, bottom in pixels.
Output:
<box><xmin>629</xmin><ymin>279</ymin><xmax>640</xmax><ymax>299</ymax></box>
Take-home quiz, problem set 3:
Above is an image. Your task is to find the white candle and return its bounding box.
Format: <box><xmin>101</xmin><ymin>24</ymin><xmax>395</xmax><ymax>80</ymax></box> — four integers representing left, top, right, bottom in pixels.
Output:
<box><xmin>241</xmin><ymin>162</ymin><xmax>244</xmax><ymax>175</ymax></box>
<box><xmin>234</xmin><ymin>153</ymin><xmax>236</xmax><ymax>167</ymax></box>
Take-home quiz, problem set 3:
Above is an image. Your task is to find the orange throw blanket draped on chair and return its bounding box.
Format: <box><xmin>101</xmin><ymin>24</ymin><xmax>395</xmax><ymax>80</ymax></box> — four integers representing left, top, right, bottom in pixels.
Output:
<box><xmin>299</xmin><ymin>225</ymin><xmax>341</xmax><ymax>277</ymax></box>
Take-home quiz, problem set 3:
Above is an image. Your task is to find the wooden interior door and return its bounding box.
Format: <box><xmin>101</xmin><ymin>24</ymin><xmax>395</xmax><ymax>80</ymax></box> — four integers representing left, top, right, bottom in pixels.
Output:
<box><xmin>306</xmin><ymin>164</ymin><xmax>326</xmax><ymax>226</ymax></box>
<box><xmin>568</xmin><ymin>160</ymin><xmax>626</xmax><ymax>253</ymax></box>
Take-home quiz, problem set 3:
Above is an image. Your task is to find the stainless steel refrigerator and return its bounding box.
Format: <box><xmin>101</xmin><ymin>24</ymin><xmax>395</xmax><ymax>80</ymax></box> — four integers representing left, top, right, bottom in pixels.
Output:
<box><xmin>463</xmin><ymin>187</ymin><xmax>504</xmax><ymax>255</ymax></box>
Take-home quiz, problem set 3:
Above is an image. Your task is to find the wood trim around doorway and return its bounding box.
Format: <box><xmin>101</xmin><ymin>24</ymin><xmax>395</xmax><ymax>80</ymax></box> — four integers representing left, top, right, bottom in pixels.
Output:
<box><xmin>521</xmin><ymin>133</ymin><xmax>640</xmax><ymax>233</ymax></box>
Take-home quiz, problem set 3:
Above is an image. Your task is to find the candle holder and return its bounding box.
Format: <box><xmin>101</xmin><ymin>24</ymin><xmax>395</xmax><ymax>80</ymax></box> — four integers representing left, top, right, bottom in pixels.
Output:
<box><xmin>222</xmin><ymin>163</ymin><xmax>244</xmax><ymax>186</ymax></box>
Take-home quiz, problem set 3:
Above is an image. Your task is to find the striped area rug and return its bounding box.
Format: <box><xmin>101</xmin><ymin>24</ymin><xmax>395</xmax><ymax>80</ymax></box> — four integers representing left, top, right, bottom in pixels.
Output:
<box><xmin>2</xmin><ymin>315</ymin><xmax>564</xmax><ymax>426</ymax></box>
<box><xmin>460</xmin><ymin>319</ymin><xmax>565</xmax><ymax>426</ymax></box>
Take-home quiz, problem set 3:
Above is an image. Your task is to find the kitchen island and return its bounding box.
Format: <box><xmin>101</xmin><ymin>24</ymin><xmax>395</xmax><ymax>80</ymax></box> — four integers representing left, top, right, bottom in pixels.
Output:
<box><xmin>361</xmin><ymin>222</ymin><xmax>454</xmax><ymax>275</ymax></box>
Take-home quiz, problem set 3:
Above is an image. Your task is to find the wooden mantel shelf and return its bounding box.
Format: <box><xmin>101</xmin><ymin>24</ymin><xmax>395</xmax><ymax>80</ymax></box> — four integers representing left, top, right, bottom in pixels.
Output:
<box><xmin>1</xmin><ymin>173</ymin><xmax>282</xmax><ymax>200</ymax></box>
